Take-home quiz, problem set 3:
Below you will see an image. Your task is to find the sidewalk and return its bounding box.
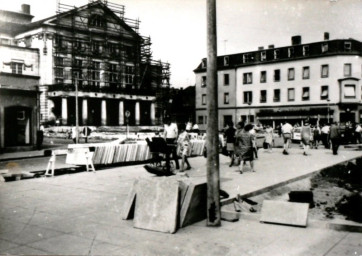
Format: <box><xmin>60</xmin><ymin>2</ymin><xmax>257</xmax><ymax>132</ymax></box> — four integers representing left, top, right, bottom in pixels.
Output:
<box><xmin>0</xmin><ymin>148</ymin><xmax>361</xmax><ymax>255</ymax></box>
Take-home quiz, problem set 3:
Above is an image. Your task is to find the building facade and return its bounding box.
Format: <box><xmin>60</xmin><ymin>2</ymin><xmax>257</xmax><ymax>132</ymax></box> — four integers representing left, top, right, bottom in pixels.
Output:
<box><xmin>194</xmin><ymin>33</ymin><xmax>362</xmax><ymax>131</ymax></box>
<box><xmin>1</xmin><ymin>0</ymin><xmax>170</xmax><ymax>127</ymax></box>
<box><xmin>0</xmin><ymin>14</ymin><xmax>40</xmax><ymax>152</ymax></box>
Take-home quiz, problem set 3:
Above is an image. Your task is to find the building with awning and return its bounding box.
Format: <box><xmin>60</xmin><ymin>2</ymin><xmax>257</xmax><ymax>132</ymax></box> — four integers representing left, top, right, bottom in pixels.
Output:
<box><xmin>194</xmin><ymin>33</ymin><xmax>362</xmax><ymax>130</ymax></box>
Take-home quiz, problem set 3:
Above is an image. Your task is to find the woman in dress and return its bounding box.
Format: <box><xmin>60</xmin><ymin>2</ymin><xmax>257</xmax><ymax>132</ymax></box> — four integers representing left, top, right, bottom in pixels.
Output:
<box><xmin>224</xmin><ymin>121</ymin><xmax>236</xmax><ymax>167</ymax></box>
<box><xmin>301</xmin><ymin>120</ymin><xmax>312</xmax><ymax>155</ymax></box>
<box><xmin>235</xmin><ymin>122</ymin><xmax>255</xmax><ymax>173</ymax></box>
<box><xmin>264</xmin><ymin>124</ymin><xmax>274</xmax><ymax>152</ymax></box>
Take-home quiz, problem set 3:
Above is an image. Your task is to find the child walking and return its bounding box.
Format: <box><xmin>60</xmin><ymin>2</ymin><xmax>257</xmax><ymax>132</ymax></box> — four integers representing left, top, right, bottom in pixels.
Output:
<box><xmin>177</xmin><ymin>124</ymin><xmax>192</xmax><ymax>172</ymax></box>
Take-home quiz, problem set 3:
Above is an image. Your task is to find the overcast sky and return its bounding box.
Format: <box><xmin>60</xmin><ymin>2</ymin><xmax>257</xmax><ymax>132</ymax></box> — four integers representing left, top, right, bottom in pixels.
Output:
<box><xmin>4</xmin><ymin>0</ymin><xmax>362</xmax><ymax>88</ymax></box>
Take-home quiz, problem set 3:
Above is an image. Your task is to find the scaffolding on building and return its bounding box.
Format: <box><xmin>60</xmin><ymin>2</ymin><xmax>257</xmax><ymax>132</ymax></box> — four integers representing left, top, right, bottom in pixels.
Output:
<box><xmin>51</xmin><ymin>0</ymin><xmax>170</xmax><ymax>124</ymax></box>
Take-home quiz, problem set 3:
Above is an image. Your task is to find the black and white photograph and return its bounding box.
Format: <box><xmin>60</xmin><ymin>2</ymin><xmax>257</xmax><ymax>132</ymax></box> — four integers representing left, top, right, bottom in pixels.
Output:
<box><xmin>0</xmin><ymin>0</ymin><xmax>361</xmax><ymax>255</ymax></box>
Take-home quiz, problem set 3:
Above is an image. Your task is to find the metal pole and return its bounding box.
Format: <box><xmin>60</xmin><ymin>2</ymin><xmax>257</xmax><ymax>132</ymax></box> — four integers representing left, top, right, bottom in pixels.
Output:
<box><xmin>75</xmin><ymin>78</ymin><xmax>79</xmax><ymax>144</ymax></box>
<box><xmin>206</xmin><ymin>0</ymin><xmax>221</xmax><ymax>227</ymax></box>
<box><xmin>327</xmin><ymin>99</ymin><xmax>330</xmax><ymax>123</ymax></box>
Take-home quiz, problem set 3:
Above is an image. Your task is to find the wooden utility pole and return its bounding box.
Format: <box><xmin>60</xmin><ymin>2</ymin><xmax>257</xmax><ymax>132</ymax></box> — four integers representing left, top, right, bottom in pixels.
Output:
<box><xmin>206</xmin><ymin>0</ymin><xmax>221</xmax><ymax>226</ymax></box>
<box><xmin>75</xmin><ymin>78</ymin><xmax>79</xmax><ymax>144</ymax></box>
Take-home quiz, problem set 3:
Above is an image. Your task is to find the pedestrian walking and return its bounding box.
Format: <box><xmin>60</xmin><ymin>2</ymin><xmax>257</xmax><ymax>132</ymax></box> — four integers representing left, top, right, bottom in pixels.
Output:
<box><xmin>301</xmin><ymin>120</ymin><xmax>312</xmax><ymax>155</ymax></box>
<box><xmin>177</xmin><ymin>123</ymin><xmax>192</xmax><ymax>172</ymax></box>
<box><xmin>164</xmin><ymin>117</ymin><xmax>180</xmax><ymax>170</ymax></box>
<box><xmin>354</xmin><ymin>123</ymin><xmax>361</xmax><ymax>144</ymax></box>
<box><xmin>249</xmin><ymin>125</ymin><xmax>258</xmax><ymax>159</ymax></box>
<box><xmin>235</xmin><ymin>123</ymin><xmax>255</xmax><ymax>173</ymax></box>
<box><xmin>330</xmin><ymin>122</ymin><xmax>341</xmax><ymax>155</ymax></box>
<box><xmin>224</xmin><ymin>121</ymin><xmax>236</xmax><ymax>167</ymax></box>
<box><xmin>321</xmin><ymin>123</ymin><xmax>330</xmax><ymax>149</ymax></box>
<box><xmin>281</xmin><ymin>121</ymin><xmax>293</xmax><ymax>155</ymax></box>
<box><xmin>312</xmin><ymin>124</ymin><xmax>321</xmax><ymax>149</ymax></box>
<box><xmin>83</xmin><ymin>126</ymin><xmax>92</xmax><ymax>143</ymax></box>
<box><xmin>264</xmin><ymin>124</ymin><xmax>274</xmax><ymax>152</ymax></box>
<box><xmin>71</xmin><ymin>125</ymin><xmax>78</xmax><ymax>144</ymax></box>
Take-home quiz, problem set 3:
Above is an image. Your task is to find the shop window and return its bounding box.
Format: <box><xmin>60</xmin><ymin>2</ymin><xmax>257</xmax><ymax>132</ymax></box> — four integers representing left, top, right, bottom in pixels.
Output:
<box><xmin>321</xmin><ymin>65</ymin><xmax>329</xmax><ymax>78</ymax></box>
<box><xmin>260</xmin><ymin>71</ymin><xmax>267</xmax><ymax>83</ymax></box>
<box><xmin>303</xmin><ymin>66</ymin><xmax>310</xmax><ymax>79</ymax></box>
<box><xmin>288</xmin><ymin>88</ymin><xmax>295</xmax><ymax>101</ymax></box>
<box><xmin>288</xmin><ymin>68</ymin><xmax>295</xmax><ymax>81</ymax></box>
<box><xmin>302</xmin><ymin>87</ymin><xmax>310</xmax><ymax>101</ymax></box>
<box><xmin>321</xmin><ymin>85</ymin><xmax>329</xmax><ymax>100</ymax></box>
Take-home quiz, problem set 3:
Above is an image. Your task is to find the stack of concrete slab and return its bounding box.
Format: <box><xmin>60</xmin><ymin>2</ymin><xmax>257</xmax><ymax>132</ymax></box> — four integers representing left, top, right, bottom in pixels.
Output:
<box><xmin>122</xmin><ymin>177</ymin><xmax>208</xmax><ymax>233</ymax></box>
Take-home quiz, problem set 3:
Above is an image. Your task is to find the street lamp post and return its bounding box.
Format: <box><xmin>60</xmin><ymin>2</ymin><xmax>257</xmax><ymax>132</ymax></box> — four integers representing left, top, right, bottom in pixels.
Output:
<box><xmin>75</xmin><ymin>77</ymin><xmax>79</xmax><ymax>144</ymax></box>
<box><xmin>327</xmin><ymin>98</ymin><xmax>330</xmax><ymax>124</ymax></box>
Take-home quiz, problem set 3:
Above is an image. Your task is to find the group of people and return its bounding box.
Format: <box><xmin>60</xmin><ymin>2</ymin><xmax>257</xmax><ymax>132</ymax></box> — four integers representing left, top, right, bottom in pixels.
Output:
<box><xmin>224</xmin><ymin>121</ymin><xmax>257</xmax><ymax>174</ymax></box>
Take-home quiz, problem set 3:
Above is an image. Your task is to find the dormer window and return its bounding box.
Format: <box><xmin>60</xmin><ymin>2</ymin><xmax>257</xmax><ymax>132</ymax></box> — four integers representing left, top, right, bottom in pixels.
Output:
<box><xmin>344</xmin><ymin>41</ymin><xmax>351</xmax><ymax>51</ymax></box>
<box><xmin>224</xmin><ymin>56</ymin><xmax>229</xmax><ymax>66</ymax></box>
<box><xmin>243</xmin><ymin>54</ymin><xmax>251</xmax><ymax>63</ymax></box>
<box><xmin>303</xmin><ymin>45</ymin><xmax>309</xmax><ymax>56</ymax></box>
<box><xmin>260</xmin><ymin>51</ymin><xmax>266</xmax><ymax>61</ymax></box>
<box><xmin>89</xmin><ymin>14</ymin><xmax>106</xmax><ymax>28</ymax></box>
<box><xmin>321</xmin><ymin>43</ymin><xmax>328</xmax><ymax>53</ymax></box>
<box><xmin>274</xmin><ymin>49</ymin><xmax>280</xmax><ymax>59</ymax></box>
<box><xmin>288</xmin><ymin>47</ymin><xmax>294</xmax><ymax>58</ymax></box>
<box><xmin>201</xmin><ymin>59</ymin><xmax>207</xmax><ymax>68</ymax></box>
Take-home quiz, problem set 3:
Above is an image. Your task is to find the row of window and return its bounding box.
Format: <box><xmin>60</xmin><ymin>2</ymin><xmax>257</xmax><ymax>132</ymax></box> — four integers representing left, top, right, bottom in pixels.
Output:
<box><xmin>201</xmin><ymin>41</ymin><xmax>353</xmax><ymax>68</ymax></box>
<box><xmin>201</xmin><ymin>63</ymin><xmax>353</xmax><ymax>87</ymax></box>
<box><xmin>201</xmin><ymin>84</ymin><xmax>359</xmax><ymax>105</ymax></box>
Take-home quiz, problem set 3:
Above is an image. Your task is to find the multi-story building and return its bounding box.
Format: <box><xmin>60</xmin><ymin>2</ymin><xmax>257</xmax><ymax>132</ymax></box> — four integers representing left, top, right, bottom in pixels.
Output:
<box><xmin>194</xmin><ymin>33</ymin><xmax>362</xmax><ymax>131</ymax></box>
<box><xmin>0</xmin><ymin>4</ymin><xmax>41</xmax><ymax>152</ymax></box>
<box><xmin>1</xmin><ymin>0</ymin><xmax>170</xmax><ymax>127</ymax></box>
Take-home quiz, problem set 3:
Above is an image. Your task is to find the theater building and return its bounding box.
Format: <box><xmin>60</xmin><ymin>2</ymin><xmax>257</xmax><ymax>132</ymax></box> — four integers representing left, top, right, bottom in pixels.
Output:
<box><xmin>194</xmin><ymin>33</ymin><xmax>362</xmax><ymax>131</ymax></box>
<box><xmin>2</xmin><ymin>0</ymin><xmax>170</xmax><ymax>127</ymax></box>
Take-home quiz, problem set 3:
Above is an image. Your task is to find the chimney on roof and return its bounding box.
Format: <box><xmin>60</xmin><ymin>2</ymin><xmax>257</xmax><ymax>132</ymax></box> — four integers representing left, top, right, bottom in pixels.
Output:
<box><xmin>258</xmin><ymin>46</ymin><xmax>264</xmax><ymax>50</ymax></box>
<box><xmin>21</xmin><ymin>4</ymin><xmax>30</xmax><ymax>15</ymax></box>
<box><xmin>268</xmin><ymin>45</ymin><xmax>274</xmax><ymax>49</ymax></box>
<box><xmin>291</xmin><ymin>35</ymin><xmax>302</xmax><ymax>45</ymax></box>
<box><xmin>324</xmin><ymin>32</ymin><xmax>330</xmax><ymax>40</ymax></box>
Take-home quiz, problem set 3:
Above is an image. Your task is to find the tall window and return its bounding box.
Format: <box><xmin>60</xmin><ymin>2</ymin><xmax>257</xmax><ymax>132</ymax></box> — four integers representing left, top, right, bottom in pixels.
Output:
<box><xmin>224</xmin><ymin>74</ymin><xmax>229</xmax><ymax>85</ymax></box>
<box><xmin>288</xmin><ymin>68</ymin><xmax>295</xmax><ymax>81</ymax></box>
<box><xmin>288</xmin><ymin>88</ymin><xmax>295</xmax><ymax>101</ymax></box>
<box><xmin>260</xmin><ymin>71</ymin><xmax>267</xmax><ymax>83</ymax></box>
<box><xmin>198</xmin><ymin>116</ymin><xmax>204</xmax><ymax>124</ymax></box>
<box><xmin>243</xmin><ymin>91</ymin><xmax>252</xmax><ymax>104</ymax></box>
<box><xmin>54</xmin><ymin>57</ymin><xmax>63</xmax><ymax>66</ymax></box>
<box><xmin>224</xmin><ymin>93</ymin><xmax>229</xmax><ymax>104</ymax></box>
<box><xmin>344</xmin><ymin>63</ymin><xmax>352</xmax><ymax>76</ymax></box>
<box><xmin>273</xmin><ymin>89</ymin><xmax>280</xmax><ymax>102</ymax></box>
<box><xmin>109</xmin><ymin>64</ymin><xmax>118</xmax><ymax>87</ymax></box>
<box><xmin>243</xmin><ymin>72</ymin><xmax>253</xmax><ymax>84</ymax></box>
<box><xmin>321</xmin><ymin>65</ymin><xmax>329</xmax><ymax>78</ymax></box>
<box><xmin>302</xmin><ymin>87</ymin><xmax>310</xmax><ymax>101</ymax></box>
<box><xmin>344</xmin><ymin>84</ymin><xmax>356</xmax><ymax>99</ymax></box>
<box><xmin>11</xmin><ymin>62</ymin><xmax>23</xmax><ymax>74</ymax></box>
<box><xmin>302</xmin><ymin>66</ymin><xmax>310</xmax><ymax>79</ymax></box>
<box><xmin>321</xmin><ymin>85</ymin><xmax>329</xmax><ymax>100</ymax></box>
<box><xmin>125</xmin><ymin>66</ymin><xmax>134</xmax><ymax>85</ymax></box>
<box><xmin>260</xmin><ymin>90</ymin><xmax>267</xmax><ymax>103</ymax></box>
<box><xmin>202</xmin><ymin>94</ymin><xmax>206</xmax><ymax>105</ymax></box>
<box><xmin>274</xmin><ymin>69</ymin><xmax>280</xmax><ymax>82</ymax></box>
<box><xmin>201</xmin><ymin>76</ymin><xmax>207</xmax><ymax>87</ymax></box>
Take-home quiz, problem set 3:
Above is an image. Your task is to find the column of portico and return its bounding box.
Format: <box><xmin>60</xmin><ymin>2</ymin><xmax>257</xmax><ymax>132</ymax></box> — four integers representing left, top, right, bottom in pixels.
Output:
<box><xmin>82</xmin><ymin>98</ymin><xmax>88</xmax><ymax>125</ymax></box>
<box><xmin>61</xmin><ymin>97</ymin><xmax>68</xmax><ymax>125</ymax></box>
<box><xmin>119</xmin><ymin>100</ymin><xmax>124</xmax><ymax>125</ymax></box>
<box><xmin>150</xmin><ymin>102</ymin><xmax>156</xmax><ymax>125</ymax></box>
<box><xmin>135</xmin><ymin>101</ymin><xmax>140</xmax><ymax>125</ymax></box>
<box><xmin>101</xmin><ymin>99</ymin><xmax>107</xmax><ymax>126</ymax></box>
